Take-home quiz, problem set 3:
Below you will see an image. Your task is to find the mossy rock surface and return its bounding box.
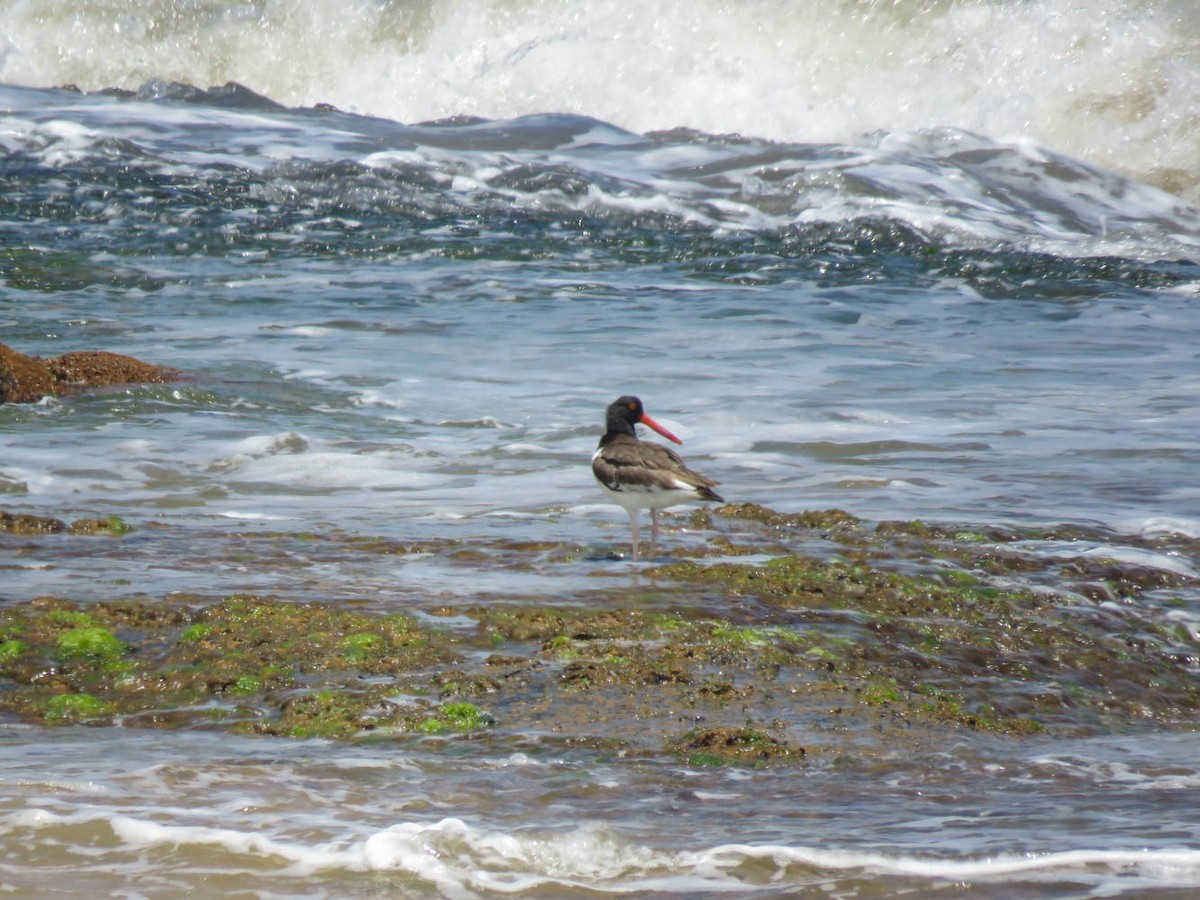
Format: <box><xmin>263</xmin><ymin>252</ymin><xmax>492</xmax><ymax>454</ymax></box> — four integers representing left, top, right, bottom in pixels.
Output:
<box><xmin>1</xmin><ymin>504</ymin><xmax>1198</xmax><ymax>763</ymax></box>
<box><xmin>672</xmin><ymin>726</ymin><xmax>806</xmax><ymax>767</ymax></box>
<box><xmin>0</xmin><ymin>510</ymin><xmax>133</xmax><ymax>536</ymax></box>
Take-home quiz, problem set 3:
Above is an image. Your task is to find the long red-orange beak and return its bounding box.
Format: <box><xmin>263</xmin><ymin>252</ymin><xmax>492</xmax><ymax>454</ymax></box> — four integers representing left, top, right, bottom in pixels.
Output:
<box><xmin>639</xmin><ymin>412</ymin><xmax>682</xmax><ymax>445</ymax></box>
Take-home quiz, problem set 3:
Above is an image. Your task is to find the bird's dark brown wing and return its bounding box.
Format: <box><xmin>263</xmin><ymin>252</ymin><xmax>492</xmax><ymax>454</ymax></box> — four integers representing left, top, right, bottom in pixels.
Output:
<box><xmin>593</xmin><ymin>436</ymin><xmax>723</xmax><ymax>499</ymax></box>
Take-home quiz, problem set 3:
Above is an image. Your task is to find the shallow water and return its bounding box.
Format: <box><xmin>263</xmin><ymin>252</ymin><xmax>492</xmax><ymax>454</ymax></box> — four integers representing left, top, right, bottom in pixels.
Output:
<box><xmin>3</xmin><ymin>5</ymin><xmax>1200</xmax><ymax>894</ymax></box>
<box><xmin>5</xmin><ymin>727</ymin><xmax>1200</xmax><ymax>897</ymax></box>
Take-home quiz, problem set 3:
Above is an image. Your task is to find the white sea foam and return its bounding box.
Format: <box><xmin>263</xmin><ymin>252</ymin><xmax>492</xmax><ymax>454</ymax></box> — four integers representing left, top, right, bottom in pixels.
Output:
<box><xmin>2</xmin><ymin>0</ymin><xmax>1199</xmax><ymax>206</ymax></box>
<box><xmin>1011</xmin><ymin>541</ymin><xmax>1200</xmax><ymax>580</ymax></box>
<box><xmin>708</xmin><ymin>844</ymin><xmax>1200</xmax><ymax>887</ymax></box>
<box><xmin>215</xmin><ymin>511</ymin><xmax>288</xmax><ymax>521</ymax></box>
<box><xmin>1134</xmin><ymin>517</ymin><xmax>1200</xmax><ymax>540</ymax></box>
<box><xmin>5</xmin><ymin>79</ymin><xmax>1199</xmax><ymax>261</ymax></box>
<box><xmin>1031</xmin><ymin>758</ymin><xmax>1200</xmax><ymax>792</ymax></box>
<box><xmin>109</xmin><ymin>815</ymin><xmax>332</xmax><ymax>868</ymax></box>
<box><xmin>216</xmin><ymin>449</ymin><xmax>438</xmax><ymax>492</ymax></box>
<box><xmin>206</xmin><ymin>432</ymin><xmax>311</xmax><ymax>472</ymax></box>
<box><xmin>10</xmin><ymin>809</ymin><xmax>1200</xmax><ymax>895</ymax></box>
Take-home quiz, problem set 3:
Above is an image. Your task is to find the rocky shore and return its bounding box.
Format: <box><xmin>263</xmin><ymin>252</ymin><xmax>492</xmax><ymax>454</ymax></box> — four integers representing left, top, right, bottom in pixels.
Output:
<box><xmin>2</xmin><ymin>503</ymin><xmax>1196</xmax><ymax>765</ymax></box>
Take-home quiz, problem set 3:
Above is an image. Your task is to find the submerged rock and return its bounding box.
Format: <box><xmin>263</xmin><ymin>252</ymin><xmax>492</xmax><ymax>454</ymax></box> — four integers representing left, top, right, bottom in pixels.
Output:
<box><xmin>0</xmin><ymin>342</ymin><xmax>181</xmax><ymax>403</ymax></box>
<box><xmin>0</xmin><ymin>510</ymin><xmax>133</xmax><ymax>536</ymax></box>
<box><xmin>672</xmin><ymin>726</ymin><xmax>806</xmax><ymax>766</ymax></box>
<box><xmin>0</xmin><ymin>510</ymin><xmax>65</xmax><ymax>535</ymax></box>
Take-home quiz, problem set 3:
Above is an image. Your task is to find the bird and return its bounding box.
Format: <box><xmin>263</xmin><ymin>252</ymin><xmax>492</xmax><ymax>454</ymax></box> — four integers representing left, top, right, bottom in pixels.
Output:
<box><xmin>591</xmin><ymin>395</ymin><xmax>724</xmax><ymax>561</ymax></box>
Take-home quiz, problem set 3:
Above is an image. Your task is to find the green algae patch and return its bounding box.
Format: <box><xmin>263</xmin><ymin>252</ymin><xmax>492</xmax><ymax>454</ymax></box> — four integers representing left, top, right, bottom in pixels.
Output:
<box><xmin>56</xmin><ymin>627</ymin><xmax>129</xmax><ymax>666</ymax></box>
<box><xmin>0</xmin><ymin>640</ymin><xmax>29</xmax><ymax>664</ymax></box>
<box><xmin>543</xmin><ymin>635</ymin><xmax>581</xmax><ymax>660</ymax></box>
<box><xmin>441</xmin><ymin>701</ymin><xmax>491</xmax><ymax>730</ymax></box>
<box><xmin>44</xmin><ymin>692</ymin><xmax>113</xmax><ymax>723</ymax></box>
<box><xmin>417</xmin><ymin>701</ymin><xmax>493</xmax><ymax>734</ymax></box>
<box><xmin>858</xmin><ymin>679</ymin><xmax>903</xmax><ymax>707</ymax></box>
<box><xmin>339</xmin><ymin>632</ymin><xmax>384</xmax><ymax>663</ymax></box>
<box><xmin>177</xmin><ymin>623</ymin><xmax>213</xmax><ymax>644</ymax></box>
<box><xmin>68</xmin><ymin>515</ymin><xmax>133</xmax><ymax>536</ymax></box>
<box><xmin>0</xmin><ymin>594</ymin><xmax>459</xmax><ymax>731</ymax></box>
<box><xmin>228</xmin><ymin>675</ymin><xmax>265</xmax><ymax>696</ymax></box>
<box><xmin>47</xmin><ymin>609</ymin><xmax>96</xmax><ymax>629</ymax></box>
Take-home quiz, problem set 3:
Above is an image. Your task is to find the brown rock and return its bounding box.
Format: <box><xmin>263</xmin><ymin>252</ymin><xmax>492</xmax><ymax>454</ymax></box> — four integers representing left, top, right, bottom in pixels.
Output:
<box><xmin>0</xmin><ymin>344</ymin><xmax>54</xmax><ymax>403</ymax></box>
<box><xmin>673</xmin><ymin>726</ymin><xmax>806</xmax><ymax>764</ymax></box>
<box><xmin>46</xmin><ymin>351</ymin><xmax>179</xmax><ymax>390</ymax></box>
<box><xmin>0</xmin><ymin>342</ymin><xmax>181</xmax><ymax>403</ymax></box>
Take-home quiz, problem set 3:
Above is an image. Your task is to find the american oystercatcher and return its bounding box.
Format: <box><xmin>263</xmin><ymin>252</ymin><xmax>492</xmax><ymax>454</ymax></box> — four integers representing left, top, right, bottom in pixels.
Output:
<box><xmin>592</xmin><ymin>396</ymin><xmax>724</xmax><ymax>561</ymax></box>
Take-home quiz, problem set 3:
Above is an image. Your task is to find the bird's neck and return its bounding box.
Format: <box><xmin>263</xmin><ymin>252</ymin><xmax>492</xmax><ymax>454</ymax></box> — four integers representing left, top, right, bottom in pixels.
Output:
<box><xmin>598</xmin><ymin>428</ymin><xmax>636</xmax><ymax>448</ymax></box>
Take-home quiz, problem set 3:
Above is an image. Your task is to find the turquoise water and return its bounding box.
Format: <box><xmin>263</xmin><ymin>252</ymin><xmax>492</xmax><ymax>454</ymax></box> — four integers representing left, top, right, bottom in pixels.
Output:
<box><xmin>3</xmin><ymin>2</ymin><xmax>1200</xmax><ymax>894</ymax></box>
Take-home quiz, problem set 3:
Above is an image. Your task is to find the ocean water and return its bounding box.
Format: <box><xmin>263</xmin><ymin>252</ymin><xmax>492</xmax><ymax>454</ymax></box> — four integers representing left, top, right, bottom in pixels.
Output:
<box><xmin>2</xmin><ymin>1</ymin><xmax>1200</xmax><ymax>896</ymax></box>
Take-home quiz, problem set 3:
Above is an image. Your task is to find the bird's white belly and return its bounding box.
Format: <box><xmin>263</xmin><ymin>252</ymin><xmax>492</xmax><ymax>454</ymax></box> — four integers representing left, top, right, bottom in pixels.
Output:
<box><xmin>598</xmin><ymin>481</ymin><xmax>700</xmax><ymax>512</ymax></box>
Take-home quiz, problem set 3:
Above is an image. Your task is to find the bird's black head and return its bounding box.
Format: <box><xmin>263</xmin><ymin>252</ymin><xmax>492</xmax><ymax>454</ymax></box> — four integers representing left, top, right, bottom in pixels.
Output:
<box><xmin>602</xmin><ymin>395</ymin><xmax>683</xmax><ymax>445</ymax></box>
<box><xmin>605</xmin><ymin>396</ymin><xmax>644</xmax><ymax>435</ymax></box>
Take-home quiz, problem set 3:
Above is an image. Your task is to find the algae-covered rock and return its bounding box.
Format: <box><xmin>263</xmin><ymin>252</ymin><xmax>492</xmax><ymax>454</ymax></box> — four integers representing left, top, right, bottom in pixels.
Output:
<box><xmin>0</xmin><ymin>594</ymin><xmax>464</xmax><ymax>732</ymax></box>
<box><xmin>44</xmin><ymin>692</ymin><xmax>113</xmax><ymax>723</ymax></box>
<box><xmin>0</xmin><ymin>511</ymin><xmax>66</xmax><ymax>535</ymax></box>
<box><xmin>67</xmin><ymin>516</ymin><xmax>133</xmax><ymax>536</ymax></box>
<box><xmin>0</xmin><ymin>510</ymin><xmax>134</xmax><ymax>536</ymax></box>
<box><xmin>671</xmin><ymin>726</ymin><xmax>805</xmax><ymax>766</ymax></box>
<box><xmin>0</xmin><ymin>508</ymin><xmax>1197</xmax><ymax>758</ymax></box>
<box><xmin>716</xmin><ymin>502</ymin><xmax>863</xmax><ymax>532</ymax></box>
<box><xmin>416</xmin><ymin>701</ymin><xmax>494</xmax><ymax>734</ymax></box>
<box><xmin>55</xmin><ymin>627</ymin><xmax>130</xmax><ymax>666</ymax></box>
